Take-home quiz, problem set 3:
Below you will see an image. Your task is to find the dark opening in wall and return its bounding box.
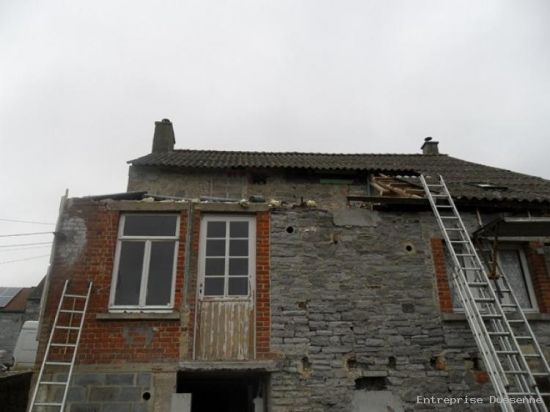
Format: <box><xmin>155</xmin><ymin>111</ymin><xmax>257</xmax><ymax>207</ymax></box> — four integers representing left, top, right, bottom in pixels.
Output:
<box><xmin>142</xmin><ymin>392</ymin><xmax>151</xmax><ymax>401</ymax></box>
<box><xmin>388</xmin><ymin>356</ymin><xmax>396</xmax><ymax>369</ymax></box>
<box><xmin>301</xmin><ymin>356</ymin><xmax>312</xmax><ymax>371</ymax></box>
<box><xmin>286</xmin><ymin>226</ymin><xmax>294</xmax><ymax>234</ymax></box>
<box><xmin>355</xmin><ymin>376</ymin><xmax>387</xmax><ymax>391</ymax></box>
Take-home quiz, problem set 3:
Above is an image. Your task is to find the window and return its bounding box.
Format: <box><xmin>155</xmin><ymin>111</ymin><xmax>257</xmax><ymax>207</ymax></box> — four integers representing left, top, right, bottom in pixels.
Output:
<box><xmin>199</xmin><ymin>215</ymin><xmax>255</xmax><ymax>298</ymax></box>
<box><xmin>450</xmin><ymin>244</ymin><xmax>537</xmax><ymax>311</ymax></box>
<box><xmin>110</xmin><ymin>214</ymin><xmax>179</xmax><ymax>310</ymax></box>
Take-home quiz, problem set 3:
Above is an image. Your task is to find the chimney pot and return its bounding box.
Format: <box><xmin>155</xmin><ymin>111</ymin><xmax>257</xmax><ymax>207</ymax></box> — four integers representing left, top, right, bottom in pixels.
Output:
<box><xmin>152</xmin><ymin>119</ymin><xmax>175</xmax><ymax>153</ymax></box>
<box><xmin>421</xmin><ymin>137</ymin><xmax>439</xmax><ymax>155</ymax></box>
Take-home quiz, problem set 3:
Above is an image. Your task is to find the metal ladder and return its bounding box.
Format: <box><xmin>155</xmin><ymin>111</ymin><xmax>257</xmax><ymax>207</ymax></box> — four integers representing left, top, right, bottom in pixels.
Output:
<box><xmin>420</xmin><ymin>175</ymin><xmax>550</xmax><ymax>412</ymax></box>
<box><xmin>29</xmin><ymin>280</ymin><xmax>92</xmax><ymax>411</ymax></box>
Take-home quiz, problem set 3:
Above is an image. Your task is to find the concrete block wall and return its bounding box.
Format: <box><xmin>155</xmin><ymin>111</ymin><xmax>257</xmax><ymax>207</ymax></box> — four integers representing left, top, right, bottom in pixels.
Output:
<box><xmin>63</xmin><ymin>371</ymin><xmax>154</xmax><ymax>412</ymax></box>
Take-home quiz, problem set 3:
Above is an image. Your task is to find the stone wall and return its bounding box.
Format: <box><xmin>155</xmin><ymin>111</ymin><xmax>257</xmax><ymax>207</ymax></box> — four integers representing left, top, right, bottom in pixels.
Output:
<box><xmin>128</xmin><ymin>166</ymin><xmax>368</xmax><ymax>209</ymax></box>
<box><xmin>267</xmin><ymin>207</ymin><xmax>550</xmax><ymax>411</ymax></box>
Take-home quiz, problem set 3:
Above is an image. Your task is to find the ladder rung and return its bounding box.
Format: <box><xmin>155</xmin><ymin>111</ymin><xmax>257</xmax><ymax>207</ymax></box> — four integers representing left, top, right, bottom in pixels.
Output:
<box><xmin>488</xmin><ymin>332</ymin><xmax>510</xmax><ymax>336</ymax></box>
<box><xmin>34</xmin><ymin>402</ymin><xmax>63</xmax><ymax>407</ymax></box>
<box><xmin>496</xmin><ymin>350</ymin><xmax>519</xmax><ymax>355</ymax></box>
<box><xmin>515</xmin><ymin>336</ymin><xmax>533</xmax><ymax>340</ymax></box>
<box><xmin>532</xmin><ymin>372</ymin><xmax>550</xmax><ymax>376</ymax></box>
<box><xmin>45</xmin><ymin>361</ymin><xmax>72</xmax><ymax>366</ymax></box>
<box><xmin>60</xmin><ymin>309</ymin><xmax>84</xmax><ymax>314</ymax></box>
<box><xmin>508</xmin><ymin>319</ymin><xmax>526</xmax><ymax>323</ymax></box>
<box><xmin>427</xmin><ymin>184</ymin><xmax>443</xmax><ymax>187</ymax></box>
<box><xmin>51</xmin><ymin>343</ymin><xmax>77</xmax><ymax>347</ymax></box>
<box><xmin>445</xmin><ymin>228</ymin><xmax>463</xmax><ymax>231</ymax></box>
<box><xmin>461</xmin><ymin>267</ymin><xmax>482</xmax><ymax>271</ymax></box>
<box><xmin>524</xmin><ymin>354</ymin><xmax>542</xmax><ymax>358</ymax></box>
<box><xmin>64</xmin><ymin>293</ymin><xmax>87</xmax><ymax>299</ymax></box>
<box><xmin>503</xmin><ymin>370</ymin><xmax>529</xmax><ymax>374</ymax></box>
<box><xmin>457</xmin><ymin>253</ymin><xmax>475</xmax><ymax>256</ymax></box>
<box><xmin>40</xmin><ymin>381</ymin><xmax>68</xmax><ymax>385</ymax></box>
<box><xmin>440</xmin><ymin>216</ymin><xmax>458</xmax><ymax>219</ymax></box>
<box><xmin>475</xmin><ymin>298</ymin><xmax>495</xmax><ymax>303</ymax></box>
<box><xmin>436</xmin><ymin>205</ymin><xmax>453</xmax><ymax>208</ymax></box>
<box><xmin>468</xmin><ymin>282</ymin><xmax>488</xmax><ymax>287</ymax></box>
<box><xmin>56</xmin><ymin>326</ymin><xmax>80</xmax><ymax>330</ymax></box>
<box><xmin>451</xmin><ymin>241</ymin><xmax>469</xmax><ymax>243</ymax></box>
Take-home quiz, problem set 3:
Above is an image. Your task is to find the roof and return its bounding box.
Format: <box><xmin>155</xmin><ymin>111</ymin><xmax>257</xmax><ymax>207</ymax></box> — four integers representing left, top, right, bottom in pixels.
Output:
<box><xmin>129</xmin><ymin>150</ymin><xmax>550</xmax><ymax>204</ymax></box>
<box><xmin>0</xmin><ymin>288</ymin><xmax>32</xmax><ymax>312</ymax></box>
<box><xmin>474</xmin><ymin>217</ymin><xmax>550</xmax><ymax>238</ymax></box>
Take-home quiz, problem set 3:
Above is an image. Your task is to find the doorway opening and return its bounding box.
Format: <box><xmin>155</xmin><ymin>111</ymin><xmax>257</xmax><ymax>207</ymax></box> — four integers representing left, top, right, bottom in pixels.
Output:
<box><xmin>177</xmin><ymin>371</ymin><xmax>267</xmax><ymax>412</ymax></box>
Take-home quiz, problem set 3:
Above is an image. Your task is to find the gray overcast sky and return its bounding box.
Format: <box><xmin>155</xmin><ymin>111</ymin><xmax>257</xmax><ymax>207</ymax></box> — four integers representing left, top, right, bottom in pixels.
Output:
<box><xmin>1</xmin><ymin>0</ymin><xmax>549</xmax><ymax>286</ymax></box>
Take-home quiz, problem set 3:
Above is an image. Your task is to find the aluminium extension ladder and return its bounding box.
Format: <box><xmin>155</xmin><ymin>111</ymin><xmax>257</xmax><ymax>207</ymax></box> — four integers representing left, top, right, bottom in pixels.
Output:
<box><xmin>28</xmin><ymin>280</ymin><xmax>92</xmax><ymax>411</ymax></box>
<box><xmin>420</xmin><ymin>175</ymin><xmax>550</xmax><ymax>412</ymax></box>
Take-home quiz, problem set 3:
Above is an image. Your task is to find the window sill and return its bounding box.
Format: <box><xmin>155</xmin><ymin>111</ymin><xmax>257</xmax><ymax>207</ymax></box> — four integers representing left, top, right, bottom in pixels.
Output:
<box><xmin>96</xmin><ymin>311</ymin><xmax>181</xmax><ymax>320</ymax></box>
<box><xmin>442</xmin><ymin>312</ymin><xmax>550</xmax><ymax>322</ymax></box>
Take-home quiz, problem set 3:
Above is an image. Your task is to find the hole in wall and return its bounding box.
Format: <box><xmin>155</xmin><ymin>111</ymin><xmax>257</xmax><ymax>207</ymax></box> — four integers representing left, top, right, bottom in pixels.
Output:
<box><xmin>347</xmin><ymin>358</ymin><xmax>357</xmax><ymax>369</ymax></box>
<box><xmin>355</xmin><ymin>377</ymin><xmax>387</xmax><ymax>391</ymax></box>
<box><xmin>286</xmin><ymin>226</ymin><xmax>294</xmax><ymax>234</ymax></box>
<box><xmin>388</xmin><ymin>356</ymin><xmax>396</xmax><ymax>369</ymax></box>
<box><xmin>401</xmin><ymin>303</ymin><xmax>415</xmax><ymax>313</ymax></box>
<box><xmin>142</xmin><ymin>392</ymin><xmax>151</xmax><ymax>401</ymax></box>
<box><xmin>404</xmin><ymin>243</ymin><xmax>415</xmax><ymax>253</ymax></box>
<box><xmin>301</xmin><ymin>356</ymin><xmax>312</xmax><ymax>371</ymax></box>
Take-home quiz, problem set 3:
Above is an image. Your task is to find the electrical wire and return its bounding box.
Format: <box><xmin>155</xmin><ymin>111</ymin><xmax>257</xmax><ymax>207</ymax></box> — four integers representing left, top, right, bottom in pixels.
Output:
<box><xmin>0</xmin><ymin>255</ymin><xmax>50</xmax><ymax>265</ymax></box>
<box><xmin>0</xmin><ymin>242</ymin><xmax>53</xmax><ymax>248</ymax></box>
<box><xmin>0</xmin><ymin>218</ymin><xmax>55</xmax><ymax>225</ymax></box>
<box><xmin>0</xmin><ymin>245</ymin><xmax>52</xmax><ymax>252</ymax></box>
<box><xmin>0</xmin><ymin>232</ymin><xmax>53</xmax><ymax>238</ymax></box>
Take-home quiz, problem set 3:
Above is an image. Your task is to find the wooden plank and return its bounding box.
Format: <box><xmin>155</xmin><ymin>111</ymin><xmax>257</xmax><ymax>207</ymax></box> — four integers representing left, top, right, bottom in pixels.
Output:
<box><xmin>196</xmin><ymin>300</ymin><xmax>254</xmax><ymax>361</ymax></box>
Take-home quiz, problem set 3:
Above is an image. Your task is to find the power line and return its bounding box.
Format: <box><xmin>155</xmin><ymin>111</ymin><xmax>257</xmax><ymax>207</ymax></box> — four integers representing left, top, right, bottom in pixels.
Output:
<box><xmin>0</xmin><ymin>232</ymin><xmax>53</xmax><ymax>238</ymax></box>
<box><xmin>0</xmin><ymin>242</ymin><xmax>53</xmax><ymax>248</ymax></box>
<box><xmin>0</xmin><ymin>255</ymin><xmax>50</xmax><ymax>265</ymax></box>
<box><xmin>0</xmin><ymin>245</ymin><xmax>52</xmax><ymax>252</ymax></box>
<box><xmin>0</xmin><ymin>218</ymin><xmax>55</xmax><ymax>225</ymax></box>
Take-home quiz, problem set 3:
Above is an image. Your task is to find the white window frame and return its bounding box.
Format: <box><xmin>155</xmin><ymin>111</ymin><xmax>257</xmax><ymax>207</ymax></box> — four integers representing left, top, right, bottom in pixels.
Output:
<box><xmin>109</xmin><ymin>214</ymin><xmax>179</xmax><ymax>312</ymax></box>
<box><xmin>451</xmin><ymin>243</ymin><xmax>538</xmax><ymax>312</ymax></box>
<box><xmin>198</xmin><ymin>215</ymin><xmax>256</xmax><ymax>300</ymax></box>
<box><xmin>495</xmin><ymin>244</ymin><xmax>538</xmax><ymax>312</ymax></box>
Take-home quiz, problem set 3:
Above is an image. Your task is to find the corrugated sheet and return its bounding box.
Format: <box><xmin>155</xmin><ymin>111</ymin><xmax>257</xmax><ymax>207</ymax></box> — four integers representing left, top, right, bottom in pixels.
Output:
<box><xmin>195</xmin><ymin>300</ymin><xmax>254</xmax><ymax>361</ymax></box>
<box><xmin>129</xmin><ymin>150</ymin><xmax>550</xmax><ymax>203</ymax></box>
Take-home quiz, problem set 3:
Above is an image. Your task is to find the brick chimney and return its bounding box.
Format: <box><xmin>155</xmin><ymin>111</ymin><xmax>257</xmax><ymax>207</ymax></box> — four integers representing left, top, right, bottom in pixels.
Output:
<box><xmin>421</xmin><ymin>137</ymin><xmax>439</xmax><ymax>155</ymax></box>
<box><xmin>152</xmin><ymin>119</ymin><xmax>175</xmax><ymax>153</ymax></box>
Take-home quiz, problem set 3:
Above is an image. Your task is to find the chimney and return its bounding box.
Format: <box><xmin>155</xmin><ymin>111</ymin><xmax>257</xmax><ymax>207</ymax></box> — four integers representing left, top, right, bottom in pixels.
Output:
<box><xmin>152</xmin><ymin>119</ymin><xmax>175</xmax><ymax>153</ymax></box>
<box><xmin>421</xmin><ymin>137</ymin><xmax>439</xmax><ymax>155</ymax></box>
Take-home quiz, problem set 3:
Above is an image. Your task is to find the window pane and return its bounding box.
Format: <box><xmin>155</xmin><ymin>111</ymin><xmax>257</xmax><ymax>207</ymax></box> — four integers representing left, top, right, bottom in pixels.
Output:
<box><xmin>204</xmin><ymin>278</ymin><xmax>224</xmax><ymax>296</ymax></box>
<box><xmin>205</xmin><ymin>258</ymin><xmax>225</xmax><ymax>276</ymax></box>
<box><xmin>123</xmin><ymin>215</ymin><xmax>178</xmax><ymax>237</ymax></box>
<box><xmin>229</xmin><ymin>240</ymin><xmax>248</xmax><ymax>256</ymax></box>
<box><xmin>228</xmin><ymin>278</ymin><xmax>248</xmax><ymax>295</ymax></box>
<box><xmin>207</xmin><ymin>221</ymin><xmax>226</xmax><ymax>238</ymax></box>
<box><xmin>229</xmin><ymin>258</ymin><xmax>248</xmax><ymax>276</ymax></box>
<box><xmin>146</xmin><ymin>241</ymin><xmax>175</xmax><ymax>306</ymax></box>
<box><xmin>114</xmin><ymin>242</ymin><xmax>145</xmax><ymax>305</ymax></box>
<box><xmin>206</xmin><ymin>239</ymin><xmax>225</xmax><ymax>256</ymax></box>
<box><xmin>500</xmin><ymin>249</ymin><xmax>532</xmax><ymax>309</ymax></box>
<box><xmin>230</xmin><ymin>221</ymin><xmax>248</xmax><ymax>238</ymax></box>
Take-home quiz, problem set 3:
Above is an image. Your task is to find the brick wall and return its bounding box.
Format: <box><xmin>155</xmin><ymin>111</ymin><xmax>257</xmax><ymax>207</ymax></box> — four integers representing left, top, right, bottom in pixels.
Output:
<box><xmin>37</xmin><ymin>200</ymin><xmax>185</xmax><ymax>366</ymax></box>
<box><xmin>430</xmin><ymin>238</ymin><xmax>453</xmax><ymax>313</ymax></box>
<box><xmin>526</xmin><ymin>241</ymin><xmax>550</xmax><ymax>313</ymax></box>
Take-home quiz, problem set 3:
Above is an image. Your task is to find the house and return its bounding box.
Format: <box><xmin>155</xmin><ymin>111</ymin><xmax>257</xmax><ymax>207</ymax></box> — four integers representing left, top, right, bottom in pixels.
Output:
<box><xmin>0</xmin><ymin>282</ymin><xmax>42</xmax><ymax>360</ymax></box>
<box><xmin>32</xmin><ymin>119</ymin><xmax>550</xmax><ymax>411</ymax></box>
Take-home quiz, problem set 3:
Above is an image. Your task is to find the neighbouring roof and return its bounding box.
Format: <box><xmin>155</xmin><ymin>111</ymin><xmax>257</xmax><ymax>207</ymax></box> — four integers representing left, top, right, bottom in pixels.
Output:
<box><xmin>129</xmin><ymin>150</ymin><xmax>550</xmax><ymax>204</ymax></box>
<box><xmin>0</xmin><ymin>287</ymin><xmax>32</xmax><ymax>312</ymax></box>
